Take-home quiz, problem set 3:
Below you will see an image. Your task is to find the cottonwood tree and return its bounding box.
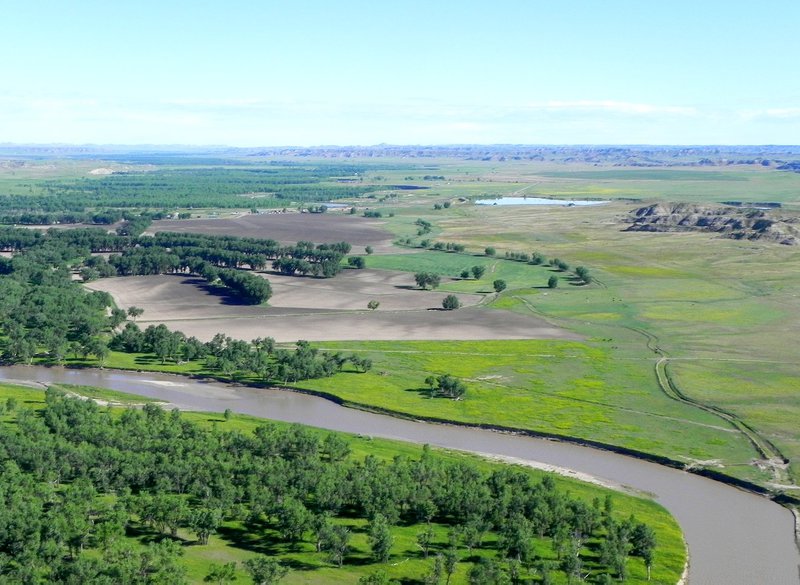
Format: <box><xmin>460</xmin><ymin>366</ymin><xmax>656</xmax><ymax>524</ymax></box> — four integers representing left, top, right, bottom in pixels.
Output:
<box><xmin>467</xmin><ymin>558</ymin><xmax>506</xmax><ymax>584</ymax></box>
<box><xmin>348</xmin><ymin>256</ymin><xmax>366</xmax><ymax>269</ymax></box>
<box><xmin>368</xmin><ymin>514</ymin><xmax>394</xmax><ymax>563</ymax></box>
<box><xmin>276</xmin><ymin>496</ymin><xmax>311</xmax><ymax>543</ymax></box>
<box><xmin>415</xmin><ymin>272</ymin><xmax>441</xmax><ymax>290</ymax></box>
<box><xmin>325</xmin><ymin>525</ymin><xmax>351</xmax><ymax>567</ymax></box>
<box><xmin>359</xmin><ymin>571</ymin><xmax>396</xmax><ymax>585</ymax></box>
<box><xmin>126</xmin><ymin>306</ymin><xmax>144</xmax><ymax>321</ymax></box>
<box><xmin>493</xmin><ymin>279</ymin><xmax>507</xmax><ymax>293</ymax></box>
<box><xmin>244</xmin><ymin>557</ymin><xmax>289</xmax><ymax>585</ymax></box>
<box><xmin>417</xmin><ymin>525</ymin><xmax>435</xmax><ymax>559</ymax></box>
<box><xmin>441</xmin><ymin>295</ymin><xmax>461</xmax><ymax>310</ymax></box>
<box><xmin>631</xmin><ymin>522</ymin><xmax>656</xmax><ymax>580</ymax></box>
<box><xmin>575</xmin><ymin>266</ymin><xmax>592</xmax><ymax>284</ymax></box>
<box><xmin>443</xmin><ymin>547</ymin><xmax>459</xmax><ymax>585</ymax></box>
<box><xmin>424</xmin><ymin>554</ymin><xmax>444</xmax><ymax>584</ymax></box>
<box><xmin>189</xmin><ymin>507</ymin><xmax>222</xmax><ymax>545</ymax></box>
<box><xmin>428</xmin><ymin>374</ymin><xmax>467</xmax><ymax>399</ymax></box>
<box><xmin>498</xmin><ymin>513</ymin><xmax>535</xmax><ymax>565</ymax></box>
<box><xmin>204</xmin><ymin>562</ymin><xmax>237</xmax><ymax>585</ymax></box>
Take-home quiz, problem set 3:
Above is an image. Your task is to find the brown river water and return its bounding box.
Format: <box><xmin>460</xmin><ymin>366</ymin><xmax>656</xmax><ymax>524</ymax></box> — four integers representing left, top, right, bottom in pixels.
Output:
<box><xmin>1</xmin><ymin>365</ymin><xmax>797</xmax><ymax>584</ymax></box>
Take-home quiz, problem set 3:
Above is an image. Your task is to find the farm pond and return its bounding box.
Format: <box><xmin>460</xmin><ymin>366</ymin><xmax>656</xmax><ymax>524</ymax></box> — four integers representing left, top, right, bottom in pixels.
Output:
<box><xmin>475</xmin><ymin>197</ymin><xmax>608</xmax><ymax>206</ymax></box>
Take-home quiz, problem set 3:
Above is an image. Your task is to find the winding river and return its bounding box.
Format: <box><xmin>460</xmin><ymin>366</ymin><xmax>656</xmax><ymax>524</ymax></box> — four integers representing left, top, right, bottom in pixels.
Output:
<box><xmin>1</xmin><ymin>366</ymin><xmax>797</xmax><ymax>584</ymax></box>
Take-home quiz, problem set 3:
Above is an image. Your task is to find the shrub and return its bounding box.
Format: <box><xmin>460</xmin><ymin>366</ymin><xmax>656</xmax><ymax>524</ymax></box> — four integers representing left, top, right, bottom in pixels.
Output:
<box><xmin>442</xmin><ymin>294</ymin><xmax>461</xmax><ymax>310</ymax></box>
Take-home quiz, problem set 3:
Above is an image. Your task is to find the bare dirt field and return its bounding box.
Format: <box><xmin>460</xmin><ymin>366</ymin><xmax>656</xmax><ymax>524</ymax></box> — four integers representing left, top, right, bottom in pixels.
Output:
<box><xmin>13</xmin><ymin>223</ymin><xmax>118</xmax><ymax>232</ymax></box>
<box><xmin>149</xmin><ymin>213</ymin><xmax>399</xmax><ymax>254</ymax></box>
<box><xmin>86</xmin><ymin>272</ymin><xmax>578</xmax><ymax>343</ymax></box>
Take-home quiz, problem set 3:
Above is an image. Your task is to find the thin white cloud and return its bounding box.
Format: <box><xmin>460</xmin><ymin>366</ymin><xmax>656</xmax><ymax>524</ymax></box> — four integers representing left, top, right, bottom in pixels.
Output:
<box><xmin>530</xmin><ymin>100</ymin><xmax>698</xmax><ymax>116</ymax></box>
<box><xmin>29</xmin><ymin>98</ymin><xmax>99</xmax><ymax>110</ymax></box>
<box><xmin>2</xmin><ymin>91</ymin><xmax>799</xmax><ymax>145</ymax></box>
<box><xmin>162</xmin><ymin>98</ymin><xmax>269</xmax><ymax>109</ymax></box>
<box><xmin>737</xmin><ymin>107</ymin><xmax>800</xmax><ymax>121</ymax></box>
<box><xmin>761</xmin><ymin>107</ymin><xmax>800</xmax><ymax>118</ymax></box>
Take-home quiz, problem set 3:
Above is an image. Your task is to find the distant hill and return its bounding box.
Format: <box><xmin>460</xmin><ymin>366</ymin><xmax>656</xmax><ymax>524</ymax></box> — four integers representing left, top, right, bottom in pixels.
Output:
<box><xmin>3</xmin><ymin>143</ymin><xmax>800</xmax><ymax>167</ymax></box>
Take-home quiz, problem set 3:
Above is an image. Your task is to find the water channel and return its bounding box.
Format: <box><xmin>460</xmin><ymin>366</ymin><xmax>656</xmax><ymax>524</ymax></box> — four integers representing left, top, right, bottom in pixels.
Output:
<box><xmin>1</xmin><ymin>365</ymin><xmax>797</xmax><ymax>584</ymax></box>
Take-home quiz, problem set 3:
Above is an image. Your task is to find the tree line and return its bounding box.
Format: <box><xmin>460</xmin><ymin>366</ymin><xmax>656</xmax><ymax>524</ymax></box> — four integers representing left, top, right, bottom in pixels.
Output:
<box><xmin>0</xmin><ymin>227</ymin><xmax>357</xmax><ymax>305</ymax></box>
<box><xmin>0</xmin><ymin>227</ymin><xmax>352</xmax><ymax>275</ymax></box>
<box><xmin>111</xmin><ymin>325</ymin><xmax>372</xmax><ymax>383</ymax></box>
<box><xmin>0</xmin><ymin>165</ymin><xmax>380</xmax><ymax>214</ymax></box>
<box><xmin>0</xmin><ymin>390</ymin><xmax>657</xmax><ymax>584</ymax></box>
<box><xmin>0</xmin><ymin>236</ymin><xmax>361</xmax><ymax>383</ymax></box>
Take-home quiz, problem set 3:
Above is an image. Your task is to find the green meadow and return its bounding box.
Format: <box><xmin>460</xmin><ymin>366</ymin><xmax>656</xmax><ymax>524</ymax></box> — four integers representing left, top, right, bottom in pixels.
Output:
<box><xmin>355</xmin><ymin>192</ymin><xmax>800</xmax><ymax>489</ymax></box>
<box><xmin>297</xmin><ymin>339</ymin><xmax>760</xmax><ymax>478</ymax></box>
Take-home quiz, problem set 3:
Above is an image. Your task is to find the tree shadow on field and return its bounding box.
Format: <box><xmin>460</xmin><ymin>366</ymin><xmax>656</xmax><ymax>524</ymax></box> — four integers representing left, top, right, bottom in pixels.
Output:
<box><xmin>133</xmin><ymin>355</ymin><xmax>170</xmax><ymax>366</ymax></box>
<box><xmin>338</xmin><ymin>554</ymin><xmax>377</xmax><ymax>567</ymax></box>
<box><xmin>566</xmin><ymin>276</ymin><xmax>589</xmax><ymax>286</ymax></box>
<box><xmin>215</xmin><ymin>525</ymin><xmax>317</xmax><ymax>570</ymax></box>
<box><xmin>394</xmin><ymin>284</ymin><xmax>418</xmax><ymax>290</ymax></box>
<box><xmin>404</xmin><ymin>386</ymin><xmax>434</xmax><ymax>398</ymax></box>
<box><xmin>126</xmin><ymin>524</ymin><xmax>189</xmax><ymax>546</ymax></box>
<box><xmin>186</xmin><ymin>278</ymin><xmax>251</xmax><ymax>306</ymax></box>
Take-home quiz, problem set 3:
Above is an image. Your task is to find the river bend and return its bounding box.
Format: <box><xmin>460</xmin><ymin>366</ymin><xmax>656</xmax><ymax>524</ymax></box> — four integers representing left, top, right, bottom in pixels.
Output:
<box><xmin>1</xmin><ymin>366</ymin><xmax>797</xmax><ymax>585</ymax></box>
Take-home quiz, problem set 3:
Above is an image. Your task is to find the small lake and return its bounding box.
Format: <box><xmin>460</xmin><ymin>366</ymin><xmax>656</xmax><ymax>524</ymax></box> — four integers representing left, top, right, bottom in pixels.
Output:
<box><xmin>475</xmin><ymin>197</ymin><xmax>607</xmax><ymax>206</ymax></box>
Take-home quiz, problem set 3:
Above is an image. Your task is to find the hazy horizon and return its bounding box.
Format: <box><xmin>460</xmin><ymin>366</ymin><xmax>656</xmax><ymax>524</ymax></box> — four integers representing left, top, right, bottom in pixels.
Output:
<box><xmin>2</xmin><ymin>142</ymin><xmax>799</xmax><ymax>150</ymax></box>
<box><xmin>3</xmin><ymin>1</ymin><xmax>799</xmax><ymax>146</ymax></box>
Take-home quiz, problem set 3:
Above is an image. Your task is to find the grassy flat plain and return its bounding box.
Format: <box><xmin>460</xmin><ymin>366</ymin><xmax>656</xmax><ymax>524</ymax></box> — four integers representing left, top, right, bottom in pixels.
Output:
<box><xmin>232</xmin><ymin>161</ymin><xmax>798</xmax><ymax>490</ymax></box>
<box><xmin>4</xmin><ymin>156</ymin><xmax>800</xmax><ymax>493</ymax></box>
<box><xmin>298</xmin><ymin>340</ymin><xmax>755</xmax><ymax>466</ymax></box>
<box><xmin>367</xmin><ymin>195</ymin><xmax>800</xmax><ymax>488</ymax></box>
<box><xmin>357</xmin><ymin>160</ymin><xmax>800</xmax><ymax>207</ymax></box>
<box><xmin>0</xmin><ymin>382</ymin><xmax>686</xmax><ymax>585</ymax></box>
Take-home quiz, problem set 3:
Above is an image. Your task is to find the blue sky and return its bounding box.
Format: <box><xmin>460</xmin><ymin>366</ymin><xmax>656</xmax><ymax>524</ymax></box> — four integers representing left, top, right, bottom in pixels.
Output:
<box><xmin>1</xmin><ymin>1</ymin><xmax>798</xmax><ymax>145</ymax></box>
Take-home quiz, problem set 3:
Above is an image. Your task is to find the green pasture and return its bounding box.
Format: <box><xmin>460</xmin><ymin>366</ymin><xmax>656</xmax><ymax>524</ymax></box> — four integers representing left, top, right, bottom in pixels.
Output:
<box><xmin>365</xmin><ymin>250</ymin><xmax>565</xmax><ymax>292</ymax></box>
<box><xmin>531</xmin><ymin>168</ymin><xmax>800</xmax><ymax>204</ymax></box>
<box><xmin>539</xmin><ymin>170</ymin><xmax>750</xmax><ymax>182</ymax></box>
<box><xmin>0</xmin><ymin>382</ymin><xmax>686</xmax><ymax>585</ymax></box>
<box><xmin>360</xmin><ymin>160</ymin><xmax>800</xmax><ymax>206</ymax></box>
<box><xmin>399</xmin><ymin>200</ymin><xmax>800</xmax><ymax>486</ymax></box>
<box><xmin>300</xmin><ymin>339</ymin><xmax>760</xmax><ymax>478</ymax></box>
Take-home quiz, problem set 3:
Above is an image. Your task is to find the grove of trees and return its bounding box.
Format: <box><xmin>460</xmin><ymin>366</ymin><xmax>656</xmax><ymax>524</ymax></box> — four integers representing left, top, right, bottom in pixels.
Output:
<box><xmin>0</xmin><ymin>165</ymin><xmax>379</xmax><ymax>216</ymax></box>
<box><xmin>0</xmin><ymin>391</ymin><xmax>658</xmax><ymax>584</ymax></box>
<box><xmin>414</xmin><ymin>272</ymin><xmax>441</xmax><ymax>290</ymax></box>
<box><xmin>0</xmin><ymin>230</ymin><xmax>368</xmax><ymax>385</ymax></box>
